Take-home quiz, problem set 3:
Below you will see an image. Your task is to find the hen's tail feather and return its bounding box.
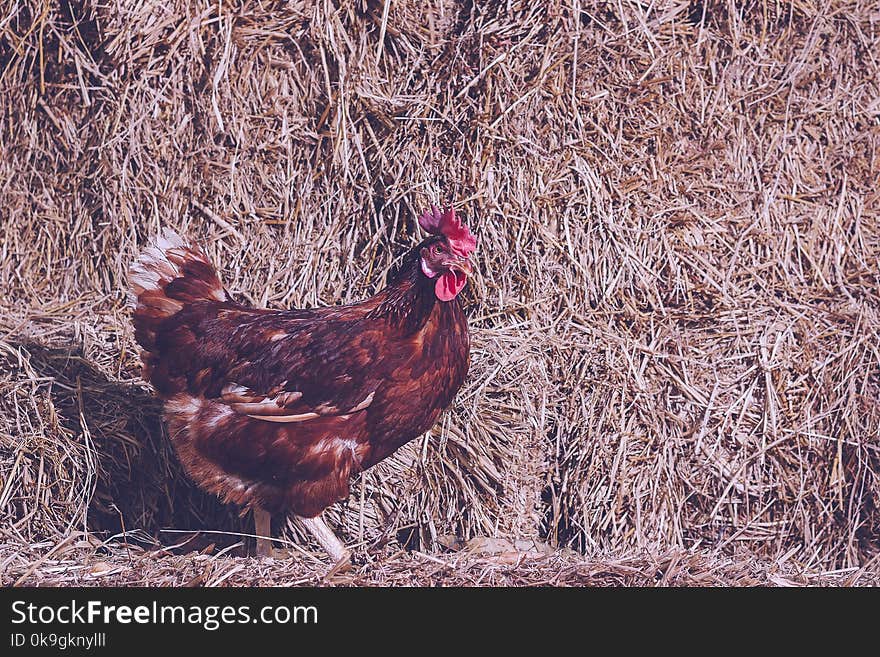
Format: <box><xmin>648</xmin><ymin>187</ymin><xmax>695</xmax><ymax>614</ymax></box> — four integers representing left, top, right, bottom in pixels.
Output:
<box><xmin>129</xmin><ymin>229</ymin><xmax>226</xmax><ymax>354</ymax></box>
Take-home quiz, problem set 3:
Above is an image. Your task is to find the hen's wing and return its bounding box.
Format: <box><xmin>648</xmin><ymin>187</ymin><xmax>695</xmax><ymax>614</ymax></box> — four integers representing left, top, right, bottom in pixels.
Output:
<box><xmin>161</xmin><ymin>302</ymin><xmax>386</xmax><ymax>418</ymax></box>
<box><xmin>159</xmin><ymin>303</ymin><xmax>394</xmax><ymax>513</ymax></box>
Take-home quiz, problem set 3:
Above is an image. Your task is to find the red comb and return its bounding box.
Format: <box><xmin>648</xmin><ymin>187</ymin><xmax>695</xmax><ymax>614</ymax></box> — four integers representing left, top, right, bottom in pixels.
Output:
<box><xmin>418</xmin><ymin>206</ymin><xmax>477</xmax><ymax>258</ymax></box>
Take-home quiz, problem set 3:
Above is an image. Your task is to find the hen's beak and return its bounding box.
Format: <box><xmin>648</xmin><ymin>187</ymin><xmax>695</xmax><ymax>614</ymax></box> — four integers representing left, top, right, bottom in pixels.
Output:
<box><xmin>442</xmin><ymin>255</ymin><xmax>473</xmax><ymax>277</ymax></box>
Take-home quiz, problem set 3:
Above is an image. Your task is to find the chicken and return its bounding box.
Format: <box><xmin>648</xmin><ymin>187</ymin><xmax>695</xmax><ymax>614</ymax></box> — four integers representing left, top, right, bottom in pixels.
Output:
<box><xmin>128</xmin><ymin>207</ymin><xmax>476</xmax><ymax>566</ymax></box>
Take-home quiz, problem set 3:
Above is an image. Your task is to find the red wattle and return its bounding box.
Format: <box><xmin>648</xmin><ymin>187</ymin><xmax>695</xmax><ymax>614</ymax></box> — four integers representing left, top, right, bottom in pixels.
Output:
<box><xmin>435</xmin><ymin>270</ymin><xmax>466</xmax><ymax>301</ymax></box>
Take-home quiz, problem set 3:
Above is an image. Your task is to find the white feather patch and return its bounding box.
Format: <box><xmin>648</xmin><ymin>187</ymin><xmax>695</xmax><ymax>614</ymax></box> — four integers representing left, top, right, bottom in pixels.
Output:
<box><xmin>246</xmin><ymin>412</ymin><xmax>320</xmax><ymax>423</ymax></box>
<box><xmin>128</xmin><ymin>228</ymin><xmax>225</xmax><ymax>307</ymax></box>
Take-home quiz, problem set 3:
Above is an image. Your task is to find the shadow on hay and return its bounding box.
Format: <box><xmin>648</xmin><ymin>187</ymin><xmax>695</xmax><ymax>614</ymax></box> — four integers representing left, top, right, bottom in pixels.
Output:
<box><xmin>19</xmin><ymin>342</ymin><xmax>246</xmax><ymax>550</ymax></box>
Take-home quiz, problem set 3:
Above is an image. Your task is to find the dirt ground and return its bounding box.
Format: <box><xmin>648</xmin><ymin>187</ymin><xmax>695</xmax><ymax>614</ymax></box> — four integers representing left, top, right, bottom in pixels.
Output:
<box><xmin>5</xmin><ymin>539</ymin><xmax>879</xmax><ymax>587</ymax></box>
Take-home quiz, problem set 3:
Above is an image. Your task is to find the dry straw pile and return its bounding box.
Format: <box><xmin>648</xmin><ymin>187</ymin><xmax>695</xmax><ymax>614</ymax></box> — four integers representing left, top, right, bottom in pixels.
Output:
<box><xmin>1</xmin><ymin>0</ymin><xmax>878</xmax><ymax>584</ymax></box>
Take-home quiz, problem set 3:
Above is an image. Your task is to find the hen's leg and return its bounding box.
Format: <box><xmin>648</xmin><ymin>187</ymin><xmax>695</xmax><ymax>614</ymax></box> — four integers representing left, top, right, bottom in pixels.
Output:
<box><xmin>298</xmin><ymin>515</ymin><xmax>350</xmax><ymax>566</ymax></box>
<box><xmin>254</xmin><ymin>507</ymin><xmax>274</xmax><ymax>557</ymax></box>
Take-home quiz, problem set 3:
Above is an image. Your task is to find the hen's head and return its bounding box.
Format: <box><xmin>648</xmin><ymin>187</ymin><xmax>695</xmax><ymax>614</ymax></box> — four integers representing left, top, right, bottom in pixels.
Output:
<box><xmin>417</xmin><ymin>206</ymin><xmax>477</xmax><ymax>301</ymax></box>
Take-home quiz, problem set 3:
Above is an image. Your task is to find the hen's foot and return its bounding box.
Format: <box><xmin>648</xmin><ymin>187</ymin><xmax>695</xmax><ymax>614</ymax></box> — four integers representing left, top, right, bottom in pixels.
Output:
<box><xmin>298</xmin><ymin>514</ymin><xmax>349</xmax><ymax>562</ymax></box>
<box><xmin>253</xmin><ymin>507</ymin><xmax>275</xmax><ymax>557</ymax></box>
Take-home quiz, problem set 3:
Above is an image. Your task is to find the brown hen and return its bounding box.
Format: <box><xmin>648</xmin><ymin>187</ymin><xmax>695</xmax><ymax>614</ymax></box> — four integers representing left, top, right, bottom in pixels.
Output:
<box><xmin>129</xmin><ymin>207</ymin><xmax>476</xmax><ymax>565</ymax></box>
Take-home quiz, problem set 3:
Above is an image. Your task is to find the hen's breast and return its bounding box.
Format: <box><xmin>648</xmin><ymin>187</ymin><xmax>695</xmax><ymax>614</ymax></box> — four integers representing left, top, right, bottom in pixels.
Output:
<box><xmin>362</xmin><ymin>299</ymin><xmax>470</xmax><ymax>468</ymax></box>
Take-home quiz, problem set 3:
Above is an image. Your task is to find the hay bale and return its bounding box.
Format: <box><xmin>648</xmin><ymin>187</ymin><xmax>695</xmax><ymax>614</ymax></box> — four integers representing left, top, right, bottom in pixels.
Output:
<box><xmin>1</xmin><ymin>0</ymin><xmax>878</xmax><ymax>577</ymax></box>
